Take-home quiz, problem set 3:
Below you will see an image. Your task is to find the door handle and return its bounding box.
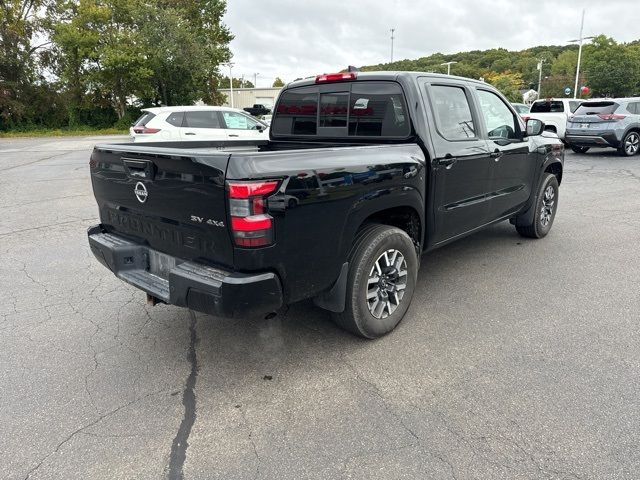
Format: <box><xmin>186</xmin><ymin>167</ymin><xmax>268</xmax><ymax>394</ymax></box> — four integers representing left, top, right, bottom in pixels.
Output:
<box><xmin>184</xmin><ymin>132</ymin><xmax>196</xmax><ymax>136</ymax></box>
<box><xmin>490</xmin><ymin>149</ymin><xmax>503</xmax><ymax>161</ymax></box>
<box><xmin>438</xmin><ymin>154</ymin><xmax>457</xmax><ymax>169</ymax></box>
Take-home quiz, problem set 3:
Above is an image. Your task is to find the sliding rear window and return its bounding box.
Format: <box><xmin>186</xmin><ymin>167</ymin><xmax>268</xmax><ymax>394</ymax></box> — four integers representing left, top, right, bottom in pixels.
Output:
<box><xmin>573</xmin><ymin>102</ymin><xmax>619</xmax><ymax>115</ymax></box>
<box><xmin>272</xmin><ymin>81</ymin><xmax>410</xmax><ymax>138</ymax></box>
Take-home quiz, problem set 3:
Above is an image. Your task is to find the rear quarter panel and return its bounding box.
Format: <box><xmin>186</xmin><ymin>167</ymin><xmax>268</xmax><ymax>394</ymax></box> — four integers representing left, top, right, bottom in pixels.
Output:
<box><xmin>226</xmin><ymin>144</ymin><xmax>426</xmax><ymax>302</ymax></box>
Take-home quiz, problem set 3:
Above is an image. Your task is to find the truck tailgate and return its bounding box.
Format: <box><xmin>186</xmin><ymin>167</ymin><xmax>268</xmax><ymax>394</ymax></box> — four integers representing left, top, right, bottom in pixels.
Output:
<box><xmin>90</xmin><ymin>145</ymin><xmax>234</xmax><ymax>268</ymax></box>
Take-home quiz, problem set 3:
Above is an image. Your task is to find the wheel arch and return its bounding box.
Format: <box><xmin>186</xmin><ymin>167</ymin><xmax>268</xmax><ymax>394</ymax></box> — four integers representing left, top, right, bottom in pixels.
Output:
<box><xmin>314</xmin><ymin>198</ymin><xmax>424</xmax><ymax>313</ymax></box>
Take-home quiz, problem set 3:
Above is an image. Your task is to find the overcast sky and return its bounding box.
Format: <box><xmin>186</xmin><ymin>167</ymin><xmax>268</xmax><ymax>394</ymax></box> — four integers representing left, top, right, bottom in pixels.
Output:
<box><xmin>223</xmin><ymin>0</ymin><xmax>640</xmax><ymax>87</ymax></box>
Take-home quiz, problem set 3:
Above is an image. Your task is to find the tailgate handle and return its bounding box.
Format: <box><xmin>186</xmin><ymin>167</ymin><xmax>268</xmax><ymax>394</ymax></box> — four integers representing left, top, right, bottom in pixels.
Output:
<box><xmin>122</xmin><ymin>158</ymin><xmax>155</xmax><ymax>179</ymax></box>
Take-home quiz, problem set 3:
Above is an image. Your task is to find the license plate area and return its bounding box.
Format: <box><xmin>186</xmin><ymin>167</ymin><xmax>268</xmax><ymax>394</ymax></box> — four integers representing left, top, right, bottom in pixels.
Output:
<box><xmin>148</xmin><ymin>249</ymin><xmax>178</xmax><ymax>279</ymax></box>
<box><xmin>580</xmin><ymin>123</ymin><xmax>590</xmax><ymax>128</ymax></box>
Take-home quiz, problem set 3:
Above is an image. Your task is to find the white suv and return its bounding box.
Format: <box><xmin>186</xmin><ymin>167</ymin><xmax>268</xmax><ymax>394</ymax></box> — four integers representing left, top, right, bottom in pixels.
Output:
<box><xmin>526</xmin><ymin>98</ymin><xmax>582</xmax><ymax>141</ymax></box>
<box><xmin>130</xmin><ymin>106</ymin><xmax>269</xmax><ymax>143</ymax></box>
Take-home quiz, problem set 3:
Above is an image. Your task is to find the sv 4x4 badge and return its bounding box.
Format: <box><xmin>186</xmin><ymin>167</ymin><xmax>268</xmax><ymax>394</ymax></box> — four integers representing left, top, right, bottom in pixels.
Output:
<box><xmin>190</xmin><ymin>215</ymin><xmax>225</xmax><ymax>227</ymax></box>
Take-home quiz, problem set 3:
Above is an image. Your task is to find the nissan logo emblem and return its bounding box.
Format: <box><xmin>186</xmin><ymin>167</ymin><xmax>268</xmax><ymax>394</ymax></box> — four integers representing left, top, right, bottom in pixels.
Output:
<box><xmin>134</xmin><ymin>182</ymin><xmax>148</xmax><ymax>203</ymax></box>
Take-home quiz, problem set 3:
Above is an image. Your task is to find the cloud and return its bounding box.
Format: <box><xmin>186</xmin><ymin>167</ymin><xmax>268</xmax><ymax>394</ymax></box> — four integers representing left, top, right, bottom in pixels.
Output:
<box><xmin>223</xmin><ymin>0</ymin><xmax>640</xmax><ymax>86</ymax></box>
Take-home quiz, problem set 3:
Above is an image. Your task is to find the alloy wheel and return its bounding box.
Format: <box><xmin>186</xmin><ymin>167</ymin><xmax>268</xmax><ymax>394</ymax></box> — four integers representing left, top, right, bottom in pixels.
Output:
<box><xmin>366</xmin><ymin>249</ymin><xmax>408</xmax><ymax>319</ymax></box>
<box><xmin>625</xmin><ymin>133</ymin><xmax>639</xmax><ymax>155</ymax></box>
<box><xmin>540</xmin><ymin>185</ymin><xmax>555</xmax><ymax>227</ymax></box>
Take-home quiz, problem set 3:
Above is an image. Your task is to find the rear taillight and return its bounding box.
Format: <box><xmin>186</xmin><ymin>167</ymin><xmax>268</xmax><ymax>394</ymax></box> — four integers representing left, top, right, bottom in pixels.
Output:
<box><xmin>315</xmin><ymin>72</ymin><xmax>357</xmax><ymax>83</ymax></box>
<box><xmin>597</xmin><ymin>113</ymin><xmax>626</xmax><ymax>121</ymax></box>
<box><xmin>227</xmin><ymin>180</ymin><xmax>279</xmax><ymax>247</ymax></box>
<box><xmin>133</xmin><ymin>126</ymin><xmax>161</xmax><ymax>134</ymax></box>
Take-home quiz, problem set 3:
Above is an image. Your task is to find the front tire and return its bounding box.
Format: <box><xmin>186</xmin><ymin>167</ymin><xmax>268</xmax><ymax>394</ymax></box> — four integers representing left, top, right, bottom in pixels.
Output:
<box><xmin>515</xmin><ymin>173</ymin><xmax>559</xmax><ymax>239</ymax></box>
<box><xmin>571</xmin><ymin>146</ymin><xmax>590</xmax><ymax>154</ymax></box>
<box><xmin>333</xmin><ymin>225</ymin><xmax>418</xmax><ymax>339</ymax></box>
<box><xmin>618</xmin><ymin>131</ymin><xmax>640</xmax><ymax>157</ymax></box>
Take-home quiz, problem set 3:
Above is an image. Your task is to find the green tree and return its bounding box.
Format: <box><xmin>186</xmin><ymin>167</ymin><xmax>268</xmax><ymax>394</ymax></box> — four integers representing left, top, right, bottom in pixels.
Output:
<box><xmin>582</xmin><ymin>36</ymin><xmax>640</xmax><ymax>97</ymax></box>
<box><xmin>0</xmin><ymin>0</ymin><xmax>50</xmax><ymax>126</ymax></box>
<box><xmin>272</xmin><ymin>77</ymin><xmax>285</xmax><ymax>87</ymax></box>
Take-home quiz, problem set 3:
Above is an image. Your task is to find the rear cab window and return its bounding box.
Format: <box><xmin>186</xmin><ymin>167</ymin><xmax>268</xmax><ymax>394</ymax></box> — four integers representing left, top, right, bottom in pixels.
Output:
<box><xmin>530</xmin><ymin>101</ymin><xmax>564</xmax><ymax>113</ymax></box>
<box><xmin>272</xmin><ymin>81</ymin><xmax>411</xmax><ymax>139</ymax></box>
<box><xmin>573</xmin><ymin>102</ymin><xmax>620</xmax><ymax>116</ymax></box>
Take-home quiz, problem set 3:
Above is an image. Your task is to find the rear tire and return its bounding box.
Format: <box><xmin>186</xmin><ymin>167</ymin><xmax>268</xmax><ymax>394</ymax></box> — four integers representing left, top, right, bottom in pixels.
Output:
<box><xmin>333</xmin><ymin>224</ymin><xmax>418</xmax><ymax>339</ymax></box>
<box><xmin>618</xmin><ymin>131</ymin><xmax>640</xmax><ymax>156</ymax></box>
<box><xmin>515</xmin><ymin>173</ymin><xmax>559</xmax><ymax>239</ymax></box>
<box><xmin>570</xmin><ymin>146</ymin><xmax>590</xmax><ymax>154</ymax></box>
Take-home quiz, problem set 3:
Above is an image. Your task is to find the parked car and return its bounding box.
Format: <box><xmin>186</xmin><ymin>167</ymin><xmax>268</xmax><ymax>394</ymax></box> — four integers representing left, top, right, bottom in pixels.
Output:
<box><xmin>89</xmin><ymin>71</ymin><xmax>563</xmax><ymax>339</ymax></box>
<box><xmin>565</xmin><ymin>98</ymin><xmax>640</xmax><ymax>156</ymax></box>
<box><xmin>130</xmin><ymin>106</ymin><xmax>268</xmax><ymax>142</ymax></box>
<box><xmin>511</xmin><ymin>103</ymin><xmax>530</xmax><ymax>115</ymax></box>
<box><xmin>526</xmin><ymin>98</ymin><xmax>582</xmax><ymax>140</ymax></box>
<box><xmin>243</xmin><ymin>104</ymin><xmax>271</xmax><ymax>116</ymax></box>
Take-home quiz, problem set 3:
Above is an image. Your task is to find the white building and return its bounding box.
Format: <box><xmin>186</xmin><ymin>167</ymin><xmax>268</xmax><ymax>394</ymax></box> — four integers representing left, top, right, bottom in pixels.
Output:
<box><xmin>218</xmin><ymin>87</ymin><xmax>283</xmax><ymax>111</ymax></box>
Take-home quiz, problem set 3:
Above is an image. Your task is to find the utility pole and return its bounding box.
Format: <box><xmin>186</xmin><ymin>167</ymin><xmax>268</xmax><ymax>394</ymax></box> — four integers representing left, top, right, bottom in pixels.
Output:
<box><xmin>226</xmin><ymin>62</ymin><xmax>235</xmax><ymax>108</ymax></box>
<box><xmin>537</xmin><ymin>59</ymin><xmax>544</xmax><ymax>99</ymax></box>
<box><xmin>254</xmin><ymin>73</ymin><xmax>259</xmax><ymax>87</ymax></box>
<box><xmin>440</xmin><ymin>61</ymin><xmax>457</xmax><ymax>75</ymax></box>
<box><xmin>241</xmin><ymin>74</ymin><xmax>244</xmax><ymax>88</ymax></box>
<box><xmin>568</xmin><ymin>9</ymin><xmax>595</xmax><ymax>99</ymax></box>
<box><xmin>390</xmin><ymin>28</ymin><xmax>395</xmax><ymax>63</ymax></box>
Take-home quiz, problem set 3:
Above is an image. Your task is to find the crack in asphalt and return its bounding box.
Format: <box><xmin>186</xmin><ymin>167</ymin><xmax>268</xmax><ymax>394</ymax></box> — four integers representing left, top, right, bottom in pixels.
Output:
<box><xmin>167</xmin><ymin>311</ymin><xmax>199</xmax><ymax>480</ymax></box>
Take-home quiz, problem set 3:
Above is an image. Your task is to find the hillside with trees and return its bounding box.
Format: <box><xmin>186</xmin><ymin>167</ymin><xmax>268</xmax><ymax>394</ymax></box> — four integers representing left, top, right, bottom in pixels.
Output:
<box><xmin>359</xmin><ymin>36</ymin><xmax>640</xmax><ymax>102</ymax></box>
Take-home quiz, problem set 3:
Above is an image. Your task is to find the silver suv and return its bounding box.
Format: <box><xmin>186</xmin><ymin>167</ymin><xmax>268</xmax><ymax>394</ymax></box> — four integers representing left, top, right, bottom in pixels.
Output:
<box><xmin>566</xmin><ymin>98</ymin><xmax>640</xmax><ymax>156</ymax></box>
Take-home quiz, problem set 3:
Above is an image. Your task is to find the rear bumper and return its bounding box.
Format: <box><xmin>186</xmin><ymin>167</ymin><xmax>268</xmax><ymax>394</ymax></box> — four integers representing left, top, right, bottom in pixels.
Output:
<box><xmin>565</xmin><ymin>132</ymin><xmax>620</xmax><ymax>148</ymax></box>
<box><xmin>88</xmin><ymin>225</ymin><xmax>283</xmax><ymax>318</ymax></box>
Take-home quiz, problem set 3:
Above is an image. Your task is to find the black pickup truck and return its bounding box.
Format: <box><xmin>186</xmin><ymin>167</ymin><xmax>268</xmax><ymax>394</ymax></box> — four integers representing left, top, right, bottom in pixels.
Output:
<box><xmin>243</xmin><ymin>104</ymin><xmax>271</xmax><ymax>116</ymax></box>
<box><xmin>88</xmin><ymin>72</ymin><xmax>563</xmax><ymax>338</ymax></box>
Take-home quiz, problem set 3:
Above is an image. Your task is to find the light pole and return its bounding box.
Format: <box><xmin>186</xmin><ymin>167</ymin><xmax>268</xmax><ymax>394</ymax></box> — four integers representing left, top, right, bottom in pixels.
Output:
<box><xmin>440</xmin><ymin>61</ymin><xmax>457</xmax><ymax>75</ymax></box>
<box><xmin>390</xmin><ymin>28</ymin><xmax>395</xmax><ymax>63</ymax></box>
<box><xmin>568</xmin><ymin>9</ymin><xmax>595</xmax><ymax>99</ymax></box>
<box><xmin>225</xmin><ymin>62</ymin><xmax>235</xmax><ymax>108</ymax></box>
<box><xmin>254</xmin><ymin>73</ymin><xmax>259</xmax><ymax>87</ymax></box>
<box><xmin>537</xmin><ymin>58</ymin><xmax>545</xmax><ymax>99</ymax></box>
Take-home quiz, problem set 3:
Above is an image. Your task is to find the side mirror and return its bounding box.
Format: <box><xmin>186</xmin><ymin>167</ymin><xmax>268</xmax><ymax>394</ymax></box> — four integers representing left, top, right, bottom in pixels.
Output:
<box><xmin>526</xmin><ymin>118</ymin><xmax>545</xmax><ymax>136</ymax></box>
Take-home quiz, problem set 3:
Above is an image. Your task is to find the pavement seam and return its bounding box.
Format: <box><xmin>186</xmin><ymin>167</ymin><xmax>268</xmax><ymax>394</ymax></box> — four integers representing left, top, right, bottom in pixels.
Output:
<box><xmin>167</xmin><ymin>311</ymin><xmax>199</xmax><ymax>480</ymax></box>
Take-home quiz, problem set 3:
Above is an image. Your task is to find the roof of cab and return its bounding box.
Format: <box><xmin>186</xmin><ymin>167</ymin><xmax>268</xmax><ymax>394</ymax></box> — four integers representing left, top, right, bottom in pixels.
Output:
<box><xmin>285</xmin><ymin>71</ymin><xmax>490</xmax><ymax>89</ymax></box>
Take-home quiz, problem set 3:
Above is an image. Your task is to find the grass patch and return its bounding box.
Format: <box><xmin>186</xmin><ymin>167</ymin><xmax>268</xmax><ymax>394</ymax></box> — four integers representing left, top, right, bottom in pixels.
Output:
<box><xmin>0</xmin><ymin>127</ymin><xmax>128</xmax><ymax>138</ymax></box>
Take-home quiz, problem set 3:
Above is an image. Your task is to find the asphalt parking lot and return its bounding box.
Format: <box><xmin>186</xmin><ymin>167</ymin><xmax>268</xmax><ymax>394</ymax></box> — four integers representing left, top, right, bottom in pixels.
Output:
<box><xmin>1</xmin><ymin>136</ymin><xmax>639</xmax><ymax>480</ymax></box>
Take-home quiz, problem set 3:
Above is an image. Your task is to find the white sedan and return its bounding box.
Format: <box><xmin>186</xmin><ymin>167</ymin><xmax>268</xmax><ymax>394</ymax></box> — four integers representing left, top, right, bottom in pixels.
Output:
<box><xmin>130</xmin><ymin>106</ymin><xmax>269</xmax><ymax>142</ymax></box>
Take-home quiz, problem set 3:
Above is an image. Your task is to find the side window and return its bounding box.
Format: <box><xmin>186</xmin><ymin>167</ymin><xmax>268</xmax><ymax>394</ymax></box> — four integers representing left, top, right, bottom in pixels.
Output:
<box><xmin>222</xmin><ymin>111</ymin><xmax>259</xmax><ymax>130</ymax></box>
<box><xmin>627</xmin><ymin>102</ymin><xmax>640</xmax><ymax>114</ymax></box>
<box><xmin>184</xmin><ymin>111</ymin><xmax>221</xmax><ymax>129</ymax></box>
<box><xmin>476</xmin><ymin>90</ymin><xmax>519</xmax><ymax>140</ymax></box>
<box><xmin>166</xmin><ymin>112</ymin><xmax>184</xmax><ymax>127</ymax></box>
<box><xmin>569</xmin><ymin>101</ymin><xmax>581</xmax><ymax>113</ymax></box>
<box><xmin>430</xmin><ymin>85</ymin><xmax>476</xmax><ymax>141</ymax></box>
